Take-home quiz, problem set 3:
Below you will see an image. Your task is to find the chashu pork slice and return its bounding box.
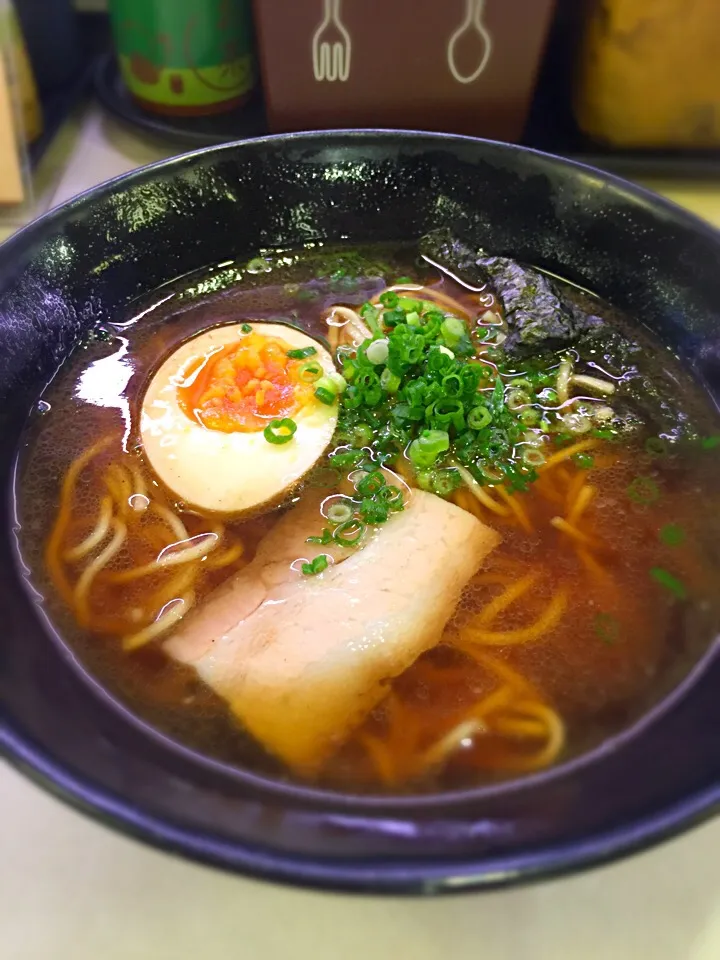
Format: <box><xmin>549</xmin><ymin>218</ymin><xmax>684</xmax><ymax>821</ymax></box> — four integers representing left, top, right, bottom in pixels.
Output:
<box><xmin>165</xmin><ymin>490</ymin><xmax>500</xmax><ymax>774</ymax></box>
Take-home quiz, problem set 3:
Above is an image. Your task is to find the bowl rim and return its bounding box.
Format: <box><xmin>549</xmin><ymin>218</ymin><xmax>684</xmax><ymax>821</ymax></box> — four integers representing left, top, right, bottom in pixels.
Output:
<box><xmin>2</xmin><ymin>712</ymin><xmax>719</xmax><ymax>895</ymax></box>
<box><xmin>2</xmin><ymin>127</ymin><xmax>720</xmax><ymax>893</ymax></box>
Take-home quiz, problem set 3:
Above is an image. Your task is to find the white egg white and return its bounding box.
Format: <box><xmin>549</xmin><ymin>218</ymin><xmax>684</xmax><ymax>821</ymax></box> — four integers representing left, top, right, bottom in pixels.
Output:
<box><xmin>140</xmin><ymin>322</ymin><xmax>338</xmax><ymax>516</ymax></box>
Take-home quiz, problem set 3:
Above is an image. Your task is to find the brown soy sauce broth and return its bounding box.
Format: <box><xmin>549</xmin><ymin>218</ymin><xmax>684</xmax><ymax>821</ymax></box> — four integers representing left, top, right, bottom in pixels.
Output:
<box><xmin>15</xmin><ymin>242</ymin><xmax>720</xmax><ymax>794</ymax></box>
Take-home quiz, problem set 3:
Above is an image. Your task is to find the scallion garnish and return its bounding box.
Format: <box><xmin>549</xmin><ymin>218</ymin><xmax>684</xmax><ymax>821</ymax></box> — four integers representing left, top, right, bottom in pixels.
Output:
<box><xmin>302</xmin><ymin>554</ymin><xmax>330</xmax><ymax>576</ymax></box>
<box><xmin>287</xmin><ymin>346</ymin><xmax>317</xmax><ymax>359</ymax></box>
<box><xmin>315</xmin><ymin>386</ymin><xmax>336</xmax><ymax>405</ymax></box>
<box><xmin>408</xmin><ymin>429</ymin><xmax>450</xmax><ymax>468</ymax></box>
<box><xmin>593</xmin><ymin>612</ymin><xmax>619</xmax><ymax>645</ymax></box>
<box><xmin>380</xmin><ymin>367</ymin><xmax>401</xmax><ymax>393</ymax></box>
<box><xmin>627</xmin><ymin>476</ymin><xmax>660</xmax><ymax>504</ymax></box>
<box><xmin>306</xmin><ymin>529</ymin><xmax>333</xmax><ymax>545</ymax></box>
<box><xmin>360</xmin><ymin>498</ymin><xmax>389</xmax><ymax>524</ymax></box>
<box><xmin>467</xmin><ymin>406</ymin><xmax>492</xmax><ymax>431</ymax></box>
<box><xmin>241</xmin><ymin>322</ymin><xmax>252</xmax><ymax>333</ymax></box>
<box><xmin>299</xmin><ymin>360</ymin><xmax>323</xmax><ymax>383</ymax></box>
<box><xmin>523</xmin><ymin>447</ymin><xmax>546</xmax><ymax>468</ymax></box>
<box><xmin>333</xmin><ymin>519</ymin><xmax>365</xmax><ymax>545</ymax></box>
<box><xmin>356</xmin><ymin>470</ymin><xmax>386</xmax><ymax>497</ymax></box>
<box><xmin>263</xmin><ymin>418</ymin><xmax>297</xmax><ymax>445</ymax></box>
<box><xmin>326</xmin><ymin>501</ymin><xmax>354</xmax><ymax>525</ymax></box>
<box><xmin>329</xmin><ymin>449</ymin><xmax>364</xmax><ymax>468</ymax></box>
<box><xmin>430</xmin><ymin>468</ymin><xmax>462</xmax><ymax>497</ymax></box>
<box><xmin>379</xmin><ymin>290</ymin><xmax>399</xmax><ymax>308</ymax></box>
<box><xmin>366</xmin><ymin>338</ymin><xmax>390</xmax><ymax>366</ymax></box>
<box><xmin>378</xmin><ymin>485</ymin><xmax>405</xmax><ymax>509</ymax></box>
<box><xmin>650</xmin><ymin>567</ymin><xmax>686</xmax><ymax>600</ymax></box>
<box><xmin>659</xmin><ymin>523</ymin><xmax>685</xmax><ymax>547</ymax></box>
<box><xmin>351</xmin><ymin>423</ymin><xmax>373</xmax><ymax>447</ymax></box>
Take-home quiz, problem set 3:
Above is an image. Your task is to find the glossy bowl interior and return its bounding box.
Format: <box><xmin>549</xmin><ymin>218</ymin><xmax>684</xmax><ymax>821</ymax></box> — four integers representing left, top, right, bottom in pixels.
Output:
<box><xmin>1</xmin><ymin>131</ymin><xmax>720</xmax><ymax>894</ymax></box>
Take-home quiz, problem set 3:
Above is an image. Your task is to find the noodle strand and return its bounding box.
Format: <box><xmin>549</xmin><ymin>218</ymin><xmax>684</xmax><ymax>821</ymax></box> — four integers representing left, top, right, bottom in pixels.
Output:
<box><xmin>462</xmin><ymin>589</ymin><xmax>568</xmax><ymax>646</ymax></box>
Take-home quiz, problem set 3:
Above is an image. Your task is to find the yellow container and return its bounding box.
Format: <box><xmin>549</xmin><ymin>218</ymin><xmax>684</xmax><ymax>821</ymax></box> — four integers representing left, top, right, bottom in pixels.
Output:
<box><xmin>574</xmin><ymin>0</ymin><xmax>720</xmax><ymax>148</ymax></box>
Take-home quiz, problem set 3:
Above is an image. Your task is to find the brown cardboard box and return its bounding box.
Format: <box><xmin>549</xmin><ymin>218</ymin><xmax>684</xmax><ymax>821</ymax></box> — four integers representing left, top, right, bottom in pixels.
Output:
<box><xmin>253</xmin><ymin>0</ymin><xmax>556</xmax><ymax>142</ymax></box>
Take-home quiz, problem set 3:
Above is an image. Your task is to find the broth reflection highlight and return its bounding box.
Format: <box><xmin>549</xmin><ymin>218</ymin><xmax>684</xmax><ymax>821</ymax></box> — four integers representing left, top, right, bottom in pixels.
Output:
<box><xmin>17</xmin><ymin>237</ymin><xmax>720</xmax><ymax>794</ymax></box>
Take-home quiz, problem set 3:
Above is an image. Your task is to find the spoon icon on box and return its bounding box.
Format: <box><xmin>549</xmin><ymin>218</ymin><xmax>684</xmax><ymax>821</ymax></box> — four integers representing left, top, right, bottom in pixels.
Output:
<box><xmin>447</xmin><ymin>0</ymin><xmax>493</xmax><ymax>84</ymax></box>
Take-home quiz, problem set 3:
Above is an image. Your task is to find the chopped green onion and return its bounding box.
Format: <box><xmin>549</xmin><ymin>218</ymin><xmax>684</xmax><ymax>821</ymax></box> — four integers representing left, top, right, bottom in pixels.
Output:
<box><xmin>315</xmin><ymin>386</ymin><xmax>337</xmax><ymax>405</ymax></box>
<box><xmin>378</xmin><ymin>485</ymin><xmax>404</xmax><ymax>509</ymax></box>
<box><xmin>397</xmin><ymin>297</ymin><xmax>422</xmax><ymax>314</ymax></box>
<box><xmin>659</xmin><ymin>524</ymin><xmax>685</xmax><ymax>547</ymax></box>
<box><xmin>360</xmin><ymin>302</ymin><xmax>382</xmax><ymax>334</ymax></box>
<box><xmin>263</xmin><ymin>418</ymin><xmax>297</xmax><ymax>445</ymax></box>
<box><xmin>627</xmin><ymin>476</ymin><xmax>660</xmax><ymax>504</ymax></box>
<box><xmin>408</xmin><ymin>429</ymin><xmax>450</xmax><ymax>468</ymax></box>
<box><xmin>701</xmin><ymin>435</ymin><xmax>720</xmax><ymax>450</ymax></box>
<box><xmin>507</xmin><ymin>388</ymin><xmax>530</xmax><ymax>411</ymax></box>
<box><xmin>405</xmin><ymin>311</ymin><xmax>422</xmax><ymax>327</ymax></box>
<box><xmin>241</xmin><ymin>322</ymin><xmax>252</xmax><ymax>333</ymax></box>
<box><xmin>287</xmin><ymin>346</ymin><xmax>317</xmax><ymax>360</ymax></box>
<box><xmin>301</xmin><ymin>554</ymin><xmax>330</xmax><ymax>576</ymax></box>
<box><xmin>520</xmin><ymin>408</ymin><xmax>541</xmax><ymax>427</ymax></box>
<box><xmin>430</xmin><ymin>398</ymin><xmax>465</xmax><ymax>430</ymax></box>
<box><xmin>379</xmin><ymin>290</ymin><xmax>399</xmax><ymax>308</ymax></box>
<box><xmin>354</xmin><ymin>370</ymin><xmax>383</xmax><ymax>407</ymax></box>
<box><xmin>440</xmin><ymin>373</ymin><xmax>463</xmax><ymax>397</ymax></box>
<box><xmin>650</xmin><ymin>567</ymin><xmax>686</xmax><ymax>600</ymax></box>
<box><xmin>333</xmin><ymin>519</ymin><xmax>365</xmax><ymax>545</ymax></box>
<box><xmin>510</xmin><ymin>378</ymin><xmax>534</xmax><ymax>393</ymax></box>
<box><xmin>366</xmin><ymin>338</ymin><xmax>390</xmax><ymax>365</ymax></box>
<box><xmin>431</xmin><ymin>468</ymin><xmax>462</xmax><ymax>496</ymax></box>
<box><xmin>360</xmin><ymin>498</ymin><xmax>389</xmax><ymax>524</ymax></box>
<box><xmin>416</xmin><ymin>469</ymin><xmax>433</xmax><ymax>491</ymax></box>
<box><xmin>478</xmin><ymin>462</ymin><xmax>505</xmax><ymax>484</ymax></box>
<box><xmin>593</xmin><ymin>612</ymin><xmax>619</xmax><ymax>645</ymax></box>
<box><xmin>314</xmin><ymin>375</ymin><xmax>338</xmax><ymax>395</ymax></box>
<box><xmin>468</xmin><ymin>406</ymin><xmax>492</xmax><ymax>430</ymax></box>
<box><xmin>356</xmin><ymin>470</ymin><xmax>386</xmax><ymax>496</ymax></box>
<box><xmin>440</xmin><ymin>316</ymin><xmax>465</xmax><ymax>344</ymax></box>
<box><xmin>351</xmin><ymin>423</ymin><xmax>374</xmax><ymax>447</ymax></box>
<box><xmin>327</xmin><ymin>370</ymin><xmax>347</xmax><ymax>393</ymax></box>
<box><xmin>380</xmin><ymin>368</ymin><xmax>401</xmax><ymax>393</ymax></box>
<box><xmin>382</xmin><ymin>308</ymin><xmax>405</xmax><ymax>329</ymax></box>
<box><xmin>306</xmin><ymin>529</ymin><xmax>333</xmax><ymax>545</ymax></box>
<box><xmin>299</xmin><ymin>360</ymin><xmax>323</xmax><ymax>383</ymax></box>
<box><xmin>327</xmin><ymin>500</ymin><xmax>354</xmax><ymax>525</ymax></box>
<box><xmin>523</xmin><ymin>447</ymin><xmax>546</xmax><ymax>468</ymax></box>
<box><xmin>329</xmin><ymin>449</ymin><xmax>364</xmax><ymax>468</ymax></box>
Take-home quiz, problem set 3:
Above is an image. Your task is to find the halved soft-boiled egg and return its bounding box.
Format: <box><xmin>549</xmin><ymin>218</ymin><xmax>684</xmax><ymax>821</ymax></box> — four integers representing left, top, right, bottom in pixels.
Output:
<box><xmin>140</xmin><ymin>322</ymin><xmax>339</xmax><ymax>516</ymax></box>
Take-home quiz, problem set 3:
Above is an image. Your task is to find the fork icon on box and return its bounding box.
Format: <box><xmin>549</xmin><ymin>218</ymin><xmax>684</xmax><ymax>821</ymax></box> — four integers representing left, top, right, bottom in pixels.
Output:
<box><xmin>312</xmin><ymin>0</ymin><xmax>351</xmax><ymax>82</ymax></box>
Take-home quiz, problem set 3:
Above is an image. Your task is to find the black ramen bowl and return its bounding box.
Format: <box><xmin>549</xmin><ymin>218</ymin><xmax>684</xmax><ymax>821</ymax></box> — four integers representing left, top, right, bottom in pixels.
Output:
<box><xmin>1</xmin><ymin>132</ymin><xmax>720</xmax><ymax>894</ymax></box>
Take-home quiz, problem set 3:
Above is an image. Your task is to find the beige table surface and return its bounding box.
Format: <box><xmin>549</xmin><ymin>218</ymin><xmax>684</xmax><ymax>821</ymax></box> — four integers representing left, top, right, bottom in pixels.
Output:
<box><xmin>2</xmin><ymin>105</ymin><xmax>720</xmax><ymax>960</ymax></box>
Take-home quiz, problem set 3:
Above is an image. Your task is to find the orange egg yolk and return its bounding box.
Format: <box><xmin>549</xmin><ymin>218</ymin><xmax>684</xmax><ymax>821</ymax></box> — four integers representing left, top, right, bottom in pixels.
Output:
<box><xmin>177</xmin><ymin>331</ymin><xmax>316</xmax><ymax>433</ymax></box>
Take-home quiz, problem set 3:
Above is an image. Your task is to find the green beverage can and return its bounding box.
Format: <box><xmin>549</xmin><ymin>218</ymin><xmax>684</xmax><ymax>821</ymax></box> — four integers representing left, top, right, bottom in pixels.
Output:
<box><xmin>108</xmin><ymin>0</ymin><xmax>255</xmax><ymax>115</ymax></box>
